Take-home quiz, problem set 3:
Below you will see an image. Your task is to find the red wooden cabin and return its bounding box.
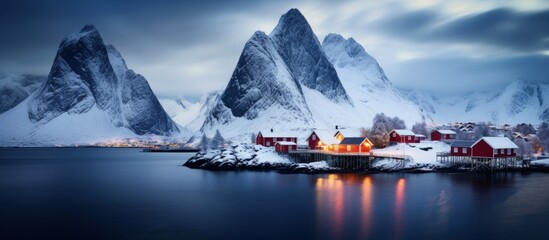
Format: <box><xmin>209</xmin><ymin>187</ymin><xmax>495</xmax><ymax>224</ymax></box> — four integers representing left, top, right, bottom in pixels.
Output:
<box><xmin>275</xmin><ymin>141</ymin><xmax>297</xmax><ymax>153</ymax></box>
<box><xmin>389</xmin><ymin>130</ymin><xmax>416</xmax><ymax>144</ymax></box>
<box><xmin>471</xmin><ymin>137</ymin><xmax>518</xmax><ymax>158</ymax></box>
<box><xmin>333</xmin><ymin>137</ymin><xmax>372</xmax><ymax>154</ymax></box>
<box><xmin>431</xmin><ymin>130</ymin><xmax>456</xmax><ymax>142</ymax></box>
<box><xmin>307</xmin><ymin>130</ymin><xmax>340</xmax><ymax>150</ymax></box>
<box><xmin>256</xmin><ymin>130</ymin><xmax>297</xmax><ymax>147</ymax></box>
<box><xmin>450</xmin><ymin>141</ymin><xmax>475</xmax><ymax>156</ymax></box>
<box><xmin>415</xmin><ymin>134</ymin><xmax>426</xmax><ymax>143</ymax></box>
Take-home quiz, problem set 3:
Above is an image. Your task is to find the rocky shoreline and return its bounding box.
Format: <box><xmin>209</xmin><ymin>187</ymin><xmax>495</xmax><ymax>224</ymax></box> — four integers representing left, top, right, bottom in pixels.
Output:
<box><xmin>183</xmin><ymin>144</ymin><xmax>549</xmax><ymax>174</ymax></box>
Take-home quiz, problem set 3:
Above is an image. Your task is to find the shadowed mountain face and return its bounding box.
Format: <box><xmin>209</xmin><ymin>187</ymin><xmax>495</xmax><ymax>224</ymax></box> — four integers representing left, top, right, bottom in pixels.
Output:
<box><xmin>27</xmin><ymin>25</ymin><xmax>178</xmax><ymax>135</ymax></box>
<box><xmin>205</xmin><ymin>9</ymin><xmax>351</xmax><ymax>133</ymax></box>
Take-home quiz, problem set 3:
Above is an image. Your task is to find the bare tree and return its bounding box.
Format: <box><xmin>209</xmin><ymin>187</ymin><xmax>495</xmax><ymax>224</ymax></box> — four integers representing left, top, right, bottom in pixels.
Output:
<box><xmin>412</xmin><ymin>122</ymin><xmax>428</xmax><ymax>136</ymax></box>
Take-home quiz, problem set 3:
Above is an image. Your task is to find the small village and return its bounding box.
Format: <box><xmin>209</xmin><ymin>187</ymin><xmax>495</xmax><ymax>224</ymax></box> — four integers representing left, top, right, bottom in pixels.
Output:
<box><xmin>249</xmin><ymin>121</ymin><xmax>546</xmax><ymax>172</ymax></box>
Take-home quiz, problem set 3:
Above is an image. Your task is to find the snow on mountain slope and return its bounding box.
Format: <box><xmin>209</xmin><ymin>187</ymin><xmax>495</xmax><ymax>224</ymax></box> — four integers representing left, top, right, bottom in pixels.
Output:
<box><xmin>0</xmin><ymin>25</ymin><xmax>181</xmax><ymax>145</ymax></box>
<box><xmin>195</xmin><ymin>9</ymin><xmax>429</xmax><ymax>141</ymax></box>
<box><xmin>400</xmin><ymin>79</ymin><xmax>549</xmax><ymax>125</ymax></box>
<box><xmin>321</xmin><ymin>33</ymin><xmax>428</xmax><ymax>127</ymax></box>
<box><xmin>159</xmin><ymin>97</ymin><xmax>202</xmax><ymax>128</ymax></box>
<box><xmin>0</xmin><ymin>73</ymin><xmax>46</xmax><ymax>114</ymax></box>
<box><xmin>0</xmin><ymin>97</ymin><xmax>141</xmax><ymax>146</ymax></box>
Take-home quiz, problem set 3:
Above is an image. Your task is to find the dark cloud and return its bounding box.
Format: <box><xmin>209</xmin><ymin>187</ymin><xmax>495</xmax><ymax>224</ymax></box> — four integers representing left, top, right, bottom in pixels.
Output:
<box><xmin>372</xmin><ymin>8</ymin><xmax>549</xmax><ymax>53</ymax></box>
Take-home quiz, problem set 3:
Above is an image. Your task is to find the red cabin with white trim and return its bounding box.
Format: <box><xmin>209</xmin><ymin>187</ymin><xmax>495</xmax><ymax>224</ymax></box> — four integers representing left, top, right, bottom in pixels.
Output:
<box><xmin>275</xmin><ymin>141</ymin><xmax>297</xmax><ymax>153</ymax></box>
<box><xmin>389</xmin><ymin>130</ymin><xmax>416</xmax><ymax>143</ymax></box>
<box><xmin>256</xmin><ymin>130</ymin><xmax>297</xmax><ymax>147</ymax></box>
<box><xmin>450</xmin><ymin>141</ymin><xmax>475</xmax><ymax>156</ymax></box>
<box><xmin>470</xmin><ymin>137</ymin><xmax>518</xmax><ymax>158</ymax></box>
<box><xmin>431</xmin><ymin>130</ymin><xmax>456</xmax><ymax>142</ymax></box>
<box><xmin>307</xmin><ymin>130</ymin><xmax>340</xmax><ymax>150</ymax></box>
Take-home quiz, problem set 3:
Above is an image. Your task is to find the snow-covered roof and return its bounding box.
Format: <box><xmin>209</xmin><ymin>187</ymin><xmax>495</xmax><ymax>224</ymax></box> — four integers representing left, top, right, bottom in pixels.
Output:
<box><xmin>436</xmin><ymin>129</ymin><xmax>456</xmax><ymax>135</ymax></box>
<box><xmin>391</xmin><ymin>129</ymin><xmax>415</xmax><ymax>136</ymax></box>
<box><xmin>335</xmin><ymin>128</ymin><xmax>362</xmax><ymax>138</ymax></box>
<box><xmin>309</xmin><ymin>129</ymin><xmax>340</xmax><ymax>145</ymax></box>
<box><xmin>275</xmin><ymin>141</ymin><xmax>297</xmax><ymax>146</ymax></box>
<box><xmin>258</xmin><ymin>130</ymin><xmax>297</xmax><ymax>138</ymax></box>
<box><xmin>475</xmin><ymin>137</ymin><xmax>518</xmax><ymax>149</ymax></box>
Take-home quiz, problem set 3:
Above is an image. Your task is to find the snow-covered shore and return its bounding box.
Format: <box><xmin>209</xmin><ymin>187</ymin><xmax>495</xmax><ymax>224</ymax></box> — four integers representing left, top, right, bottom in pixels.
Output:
<box><xmin>184</xmin><ymin>142</ymin><xmax>454</xmax><ymax>173</ymax></box>
<box><xmin>183</xmin><ymin>142</ymin><xmax>549</xmax><ymax>173</ymax></box>
<box><xmin>184</xmin><ymin>144</ymin><xmax>337</xmax><ymax>173</ymax></box>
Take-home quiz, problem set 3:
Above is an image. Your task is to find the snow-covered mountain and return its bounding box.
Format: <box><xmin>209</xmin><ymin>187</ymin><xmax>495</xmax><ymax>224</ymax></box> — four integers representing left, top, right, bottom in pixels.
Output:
<box><xmin>400</xmin><ymin>79</ymin><xmax>549</xmax><ymax>125</ymax></box>
<box><xmin>0</xmin><ymin>25</ymin><xmax>180</xmax><ymax>146</ymax></box>
<box><xmin>196</xmin><ymin>9</ymin><xmax>427</xmax><ymax>141</ymax></box>
<box><xmin>0</xmin><ymin>73</ymin><xmax>46</xmax><ymax>114</ymax></box>
<box><xmin>317</xmin><ymin>33</ymin><xmax>427</xmax><ymax>127</ymax></box>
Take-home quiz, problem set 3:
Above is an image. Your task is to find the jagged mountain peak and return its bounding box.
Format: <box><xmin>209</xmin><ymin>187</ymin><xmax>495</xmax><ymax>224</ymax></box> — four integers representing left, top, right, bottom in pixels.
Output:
<box><xmin>81</xmin><ymin>24</ymin><xmax>98</xmax><ymax>32</ymax></box>
<box><xmin>26</xmin><ymin>24</ymin><xmax>178</xmax><ymax>136</ymax></box>
<box><xmin>269</xmin><ymin>9</ymin><xmax>349</xmax><ymax>102</ymax></box>
<box><xmin>270</xmin><ymin>8</ymin><xmax>312</xmax><ymax>37</ymax></box>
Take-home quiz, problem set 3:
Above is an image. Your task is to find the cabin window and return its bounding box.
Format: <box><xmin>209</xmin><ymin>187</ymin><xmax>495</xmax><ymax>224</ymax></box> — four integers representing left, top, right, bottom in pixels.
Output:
<box><xmin>312</xmin><ymin>135</ymin><xmax>316</xmax><ymax>140</ymax></box>
<box><xmin>462</xmin><ymin>148</ymin><xmax>467</xmax><ymax>154</ymax></box>
<box><xmin>347</xmin><ymin>145</ymin><xmax>351</xmax><ymax>151</ymax></box>
<box><xmin>392</xmin><ymin>132</ymin><xmax>396</xmax><ymax>137</ymax></box>
<box><xmin>454</xmin><ymin>148</ymin><xmax>458</xmax><ymax>153</ymax></box>
<box><xmin>408</xmin><ymin>136</ymin><xmax>411</xmax><ymax>140</ymax></box>
<box><xmin>266</xmin><ymin>141</ymin><xmax>270</xmax><ymax>147</ymax></box>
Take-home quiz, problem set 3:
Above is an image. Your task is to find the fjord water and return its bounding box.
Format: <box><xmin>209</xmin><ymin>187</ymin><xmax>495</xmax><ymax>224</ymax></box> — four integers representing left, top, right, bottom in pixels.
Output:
<box><xmin>1</xmin><ymin>148</ymin><xmax>548</xmax><ymax>239</ymax></box>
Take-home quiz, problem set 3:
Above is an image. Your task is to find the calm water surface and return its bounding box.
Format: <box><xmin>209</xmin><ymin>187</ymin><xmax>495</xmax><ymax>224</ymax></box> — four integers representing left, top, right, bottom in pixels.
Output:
<box><xmin>1</xmin><ymin>148</ymin><xmax>548</xmax><ymax>239</ymax></box>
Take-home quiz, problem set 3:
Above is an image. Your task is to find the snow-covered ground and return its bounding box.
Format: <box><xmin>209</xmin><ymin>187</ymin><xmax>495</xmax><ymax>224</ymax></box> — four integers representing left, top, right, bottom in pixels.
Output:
<box><xmin>185</xmin><ymin>141</ymin><xmax>452</xmax><ymax>173</ymax></box>
<box><xmin>374</xmin><ymin>141</ymin><xmax>450</xmax><ymax>166</ymax></box>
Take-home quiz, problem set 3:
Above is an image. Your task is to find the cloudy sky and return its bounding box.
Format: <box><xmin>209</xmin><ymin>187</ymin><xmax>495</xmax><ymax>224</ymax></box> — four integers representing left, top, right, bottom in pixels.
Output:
<box><xmin>1</xmin><ymin>0</ymin><xmax>548</xmax><ymax>101</ymax></box>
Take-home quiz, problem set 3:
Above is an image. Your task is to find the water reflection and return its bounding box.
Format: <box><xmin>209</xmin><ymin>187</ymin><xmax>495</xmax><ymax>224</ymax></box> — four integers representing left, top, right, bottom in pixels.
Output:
<box><xmin>361</xmin><ymin>177</ymin><xmax>373</xmax><ymax>239</ymax></box>
<box><xmin>394</xmin><ymin>178</ymin><xmax>406</xmax><ymax>240</ymax></box>
<box><xmin>315</xmin><ymin>174</ymin><xmax>345</xmax><ymax>239</ymax></box>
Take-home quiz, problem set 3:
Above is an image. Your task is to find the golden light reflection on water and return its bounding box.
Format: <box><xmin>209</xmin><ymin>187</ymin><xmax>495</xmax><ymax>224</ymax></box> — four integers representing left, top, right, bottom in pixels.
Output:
<box><xmin>361</xmin><ymin>176</ymin><xmax>373</xmax><ymax>239</ymax></box>
<box><xmin>315</xmin><ymin>174</ymin><xmax>374</xmax><ymax>239</ymax></box>
<box><xmin>394</xmin><ymin>178</ymin><xmax>406</xmax><ymax>239</ymax></box>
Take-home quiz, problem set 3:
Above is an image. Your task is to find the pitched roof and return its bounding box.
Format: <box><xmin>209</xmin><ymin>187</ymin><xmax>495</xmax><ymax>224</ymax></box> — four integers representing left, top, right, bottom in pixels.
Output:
<box><xmin>309</xmin><ymin>129</ymin><xmax>340</xmax><ymax>145</ymax></box>
<box><xmin>391</xmin><ymin>129</ymin><xmax>415</xmax><ymax>136</ymax></box>
<box><xmin>450</xmin><ymin>140</ymin><xmax>475</xmax><ymax>148</ymax></box>
<box><xmin>335</xmin><ymin>128</ymin><xmax>362</xmax><ymax>138</ymax></box>
<box><xmin>340</xmin><ymin>137</ymin><xmax>369</xmax><ymax>145</ymax></box>
<box><xmin>275</xmin><ymin>141</ymin><xmax>297</xmax><ymax>146</ymax></box>
<box><xmin>436</xmin><ymin>129</ymin><xmax>456</xmax><ymax>135</ymax></box>
<box><xmin>474</xmin><ymin>137</ymin><xmax>518</xmax><ymax>149</ymax></box>
<box><xmin>258</xmin><ymin>130</ymin><xmax>297</xmax><ymax>138</ymax></box>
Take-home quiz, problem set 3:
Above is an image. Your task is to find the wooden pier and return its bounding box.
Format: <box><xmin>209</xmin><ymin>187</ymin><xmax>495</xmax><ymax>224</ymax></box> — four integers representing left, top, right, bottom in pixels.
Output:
<box><xmin>436</xmin><ymin>152</ymin><xmax>520</xmax><ymax>172</ymax></box>
<box><xmin>287</xmin><ymin>150</ymin><xmax>409</xmax><ymax>170</ymax></box>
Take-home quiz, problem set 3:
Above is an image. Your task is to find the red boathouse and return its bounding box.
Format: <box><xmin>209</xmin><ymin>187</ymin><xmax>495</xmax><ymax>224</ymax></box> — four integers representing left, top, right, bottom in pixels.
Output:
<box><xmin>332</xmin><ymin>137</ymin><xmax>372</xmax><ymax>154</ymax></box>
<box><xmin>275</xmin><ymin>141</ymin><xmax>297</xmax><ymax>153</ymax></box>
<box><xmin>389</xmin><ymin>130</ymin><xmax>416</xmax><ymax>144</ymax></box>
<box><xmin>307</xmin><ymin>130</ymin><xmax>340</xmax><ymax>150</ymax></box>
<box><xmin>450</xmin><ymin>141</ymin><xmax>475</xmax><ymax>156</ymax></box>
<box><xmin>256</xmin><ymin>130</ymin><xmax>297</xmax><ymax>147</ymax></box>
<box><xmin>471</xmin><ymin>137</ymin><xmax>518</xmax><ymax>158</ymax></box>
<box><xmin>431</xmin><ymin>130</ymin><xmax>456</xmax><ymax>142</ymax></box>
